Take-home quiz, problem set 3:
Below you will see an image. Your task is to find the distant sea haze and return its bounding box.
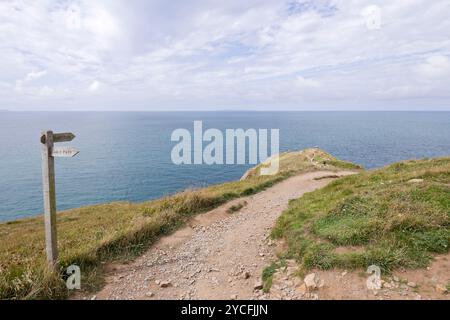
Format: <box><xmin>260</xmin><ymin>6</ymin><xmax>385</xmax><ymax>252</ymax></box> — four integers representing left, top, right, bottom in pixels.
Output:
<box><xmin>0</xmin><ymin>111</ymin><xmax>449</xmax><ymax>221</ymax></box>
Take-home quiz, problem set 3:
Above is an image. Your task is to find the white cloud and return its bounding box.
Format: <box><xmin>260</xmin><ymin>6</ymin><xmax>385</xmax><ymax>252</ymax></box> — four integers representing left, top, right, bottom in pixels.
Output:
<box><xmin>39</xmin><ymin>86</ymin><xmax>55</xmax><ymax>96</ymax></box>
<box><xmin>1</xmin><ymin>0</ymin><xmax>450</xmax><ymax>110</ymax></box>
<box><xmin>25</xmin><ymin>70</ymin><xmax>48</xmax><ymax>82</ymax></box>
<box><xmin>88</xmin><ymin>80</ymin><xmax>101</xmax><ymax>92</ymax></box>
<box><xmin>15</xmin><ymin>69</ymin><xmax>48</xmax><ymax>92</ymax></box>
<box><xmin>296</xmin><ymin>76</ymin><xmax>321</xmax><ymax>89</ymax></box>
<box><xmin>374</xmin><ymin>86</ymin><xmax>430</xmax><ymax>99</ymax></box>
<box><xmin>416</xmin><ymin>55</ymin><xmax>450</xmax><ymax>78</ymax></box>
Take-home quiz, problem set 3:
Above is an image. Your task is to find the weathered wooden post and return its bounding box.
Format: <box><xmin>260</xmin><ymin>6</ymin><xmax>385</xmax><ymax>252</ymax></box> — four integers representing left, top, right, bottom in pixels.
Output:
<box><xmin>40</xmin><ymin>131</ymin><xmax>78</xmax><ymax>268</ymax></box>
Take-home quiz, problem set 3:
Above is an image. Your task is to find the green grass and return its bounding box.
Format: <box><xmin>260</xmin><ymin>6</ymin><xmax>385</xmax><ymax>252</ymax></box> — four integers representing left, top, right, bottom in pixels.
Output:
<box><xmin>0</xmin><ymin>148</ymin><xmax>358</xmax><ymax>299</ymax></box>
<box><xmin>242</xmin><ymin>148</ymin><xmax>361</xmax><ymax>179</ymax></box>
<box><xmin>272</xmin><ymin>157</ymin><xmax>450</xmax><ymax>274</ymax></box>
<box><xmin>261</xmin><ymin>262</ymin><xmax>278</xmax><ymax>293</ymax></box>
<box><xmin>261</xmin><ymin>260</ymin><xmax>288</xmax><ymax>293</ymax></box>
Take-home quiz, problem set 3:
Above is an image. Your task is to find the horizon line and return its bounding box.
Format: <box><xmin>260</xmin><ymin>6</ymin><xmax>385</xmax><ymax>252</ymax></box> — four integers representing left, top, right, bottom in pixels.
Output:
<box><xmin>3</xmin><ymin>109</ymin><xmax>450</xmax><ymax>112</ymax></box>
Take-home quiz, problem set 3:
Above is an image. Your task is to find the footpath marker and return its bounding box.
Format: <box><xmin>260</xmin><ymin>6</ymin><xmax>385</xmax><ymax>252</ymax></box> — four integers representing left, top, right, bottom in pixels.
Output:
<box><xmin>40</xmin><ymin>131</ymin><xmax>78</xmax><ymax>268</ymax></box>
<box><xmin>52</xmin><ymin>147</ymin><xmax>79</xmax><ymax>158</ymax></box>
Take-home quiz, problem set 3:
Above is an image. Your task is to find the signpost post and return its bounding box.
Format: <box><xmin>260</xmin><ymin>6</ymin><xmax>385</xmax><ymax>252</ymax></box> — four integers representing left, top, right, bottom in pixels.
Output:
<box><xmin>40</xmin><ymin>131</ymin><xmax>78</xmax><ymax>268</ymax></box>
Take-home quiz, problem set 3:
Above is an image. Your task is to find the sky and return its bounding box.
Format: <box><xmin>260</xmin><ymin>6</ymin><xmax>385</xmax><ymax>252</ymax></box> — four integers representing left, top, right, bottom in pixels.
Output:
<box><xmin>0</xmin><ymin>0</ymin><xmax>449</xmax><ymax>111</ymax></box>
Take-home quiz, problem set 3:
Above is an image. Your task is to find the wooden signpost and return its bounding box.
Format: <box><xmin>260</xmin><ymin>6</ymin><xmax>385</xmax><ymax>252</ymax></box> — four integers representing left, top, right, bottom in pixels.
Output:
<box><xmin>40</xmin><ymin>131</ymin><xmax>79</xmax><ymax>268</ymax></box>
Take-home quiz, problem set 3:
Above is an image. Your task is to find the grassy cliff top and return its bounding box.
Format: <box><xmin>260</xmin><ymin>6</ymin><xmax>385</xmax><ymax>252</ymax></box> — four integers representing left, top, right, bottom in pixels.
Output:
<box><xmin>272</xmin><ymin>156</ymin><xmax>450</xmax><ymax>275</ymax></box>
<box><xmin>241</xmin><ymin>148</ymin><xmax>362</xmax><ymax>179</ymax></box>
<box><xmin>0</xmin><ymin>148</ymin><xmax>357</xmax><ymax>299</ymax></box>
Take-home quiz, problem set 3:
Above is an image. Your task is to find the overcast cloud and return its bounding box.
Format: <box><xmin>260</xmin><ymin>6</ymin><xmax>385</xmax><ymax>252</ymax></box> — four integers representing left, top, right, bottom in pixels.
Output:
<box><xmin>0</xmin><ymin>0</ymin><xmax>449</xmax><ymax>110</ymax></box>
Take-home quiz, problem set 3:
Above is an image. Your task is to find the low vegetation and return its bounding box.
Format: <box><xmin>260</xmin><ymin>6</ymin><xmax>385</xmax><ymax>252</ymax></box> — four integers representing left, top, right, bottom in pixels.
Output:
<box><xmin>227</xmin><ymin>201</ymin><xmax>248</xmax><ymax>214</ymax></box>
<box><xmin>241</xmin><ymin>148</ymin><xmax>361</xmax><ymax>179</ymax></box>
<box><xmin>0</xmin><ymin>148</ymin><xmax>358</xmax><ymax>299</ymax></box>
<box><xmin>261</xmin><ymin>261</ymin><xmax>283</xmax><ymax>293</ymax></box>
<box><xmin>272</xmin><ymin>157</ymin><xmax>450</xmax><ymax>275</ymax></box>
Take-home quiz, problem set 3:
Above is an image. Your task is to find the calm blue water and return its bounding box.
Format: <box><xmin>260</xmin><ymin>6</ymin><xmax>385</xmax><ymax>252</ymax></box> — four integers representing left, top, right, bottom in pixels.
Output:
<box><xmin>0</xmin><ymin>111</ymin><xmax>449</xmax><ymax>221</ymax></box>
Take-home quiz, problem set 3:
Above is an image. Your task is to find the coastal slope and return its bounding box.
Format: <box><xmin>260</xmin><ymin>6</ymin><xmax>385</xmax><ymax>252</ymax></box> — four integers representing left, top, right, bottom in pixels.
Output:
<box><xmin>0</xmin><ymin>148</ymin><xmax>358</xmax><ymax>299</ymax></box>
<box><xmin>2</xmin><ymin>149</ymin><xmax>447</xmax><ymax>300</ymax></box>
<box><xmin>75</xmin><ymin>170</ymin><xmax>355</xmax><ymax>300</ymax></box>
<box><xmin>268</xmin><ymin>156</ymin><xmax>450</xmax><ymax>299</ymax></box>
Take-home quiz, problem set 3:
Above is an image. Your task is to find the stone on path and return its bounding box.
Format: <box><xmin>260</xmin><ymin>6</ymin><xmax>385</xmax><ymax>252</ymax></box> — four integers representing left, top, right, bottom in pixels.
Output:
<box><xmin>160</xmin><ymin>280</ymin><xmax>172</xmax><ymax>288</ymax></box>
<box><xmin>304</xmin><ymin>273</ymin><xmax>318</xmax><ymax>290</ymax></box>
<box><xmin>435</xmin><ymin>284</ymin><xmax>447</xmax><ymax>294</ymax></box>
<box><xmin>254</xmin><ymin>280</ymin><xmax>263</xmax><ymax>290</ymax></box>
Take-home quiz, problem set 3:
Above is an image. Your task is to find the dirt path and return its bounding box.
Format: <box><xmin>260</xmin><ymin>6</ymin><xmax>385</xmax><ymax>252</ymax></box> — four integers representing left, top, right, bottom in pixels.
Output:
<box><xmin>81</xmin><ymin>170</ymin><xmax>354</xmax><ymax>300</ymax></box>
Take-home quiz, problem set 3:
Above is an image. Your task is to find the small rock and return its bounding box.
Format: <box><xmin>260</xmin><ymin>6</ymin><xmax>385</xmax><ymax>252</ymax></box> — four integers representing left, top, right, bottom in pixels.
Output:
<box><xmin>254</xmin><ymin>280</ymin><xmax>263</xmax><ymax>290</ymax></box>
<box><xmin>155</xmin><ymin>280</ymin><xmax>161</xmax><ymax>285</ymax></box>
<box><xmin>392</xmin><ymin>276</ymin><xmax>400</xmax><ymax>282</ymax></box>
<box><xmin>90</xmin><ymin>295</ymin><xmax>96</xmax><ymax>300</ymax></box>
<box><xmin>160</xmin><ymin>280</ymin><xmax>172</xmax><ymax>288</ymax></box>
<box><xmin>230</xmin><ymin>294</ymin><xmax>238</xmax><ymax>300</ymax></box>
<box><xmin>341</xmin><ymin>270</ymin><xmax>348</xmax><ymax>277</ymax></box>
<box><xmin>304</xmin><ymin>273</ymin><xmax>318</xmax><ymax>290</ymax></box>
<box><xmin>243</xmin><ymin>271</ymin><xmax>251</xmax><ymax>279</ymax></box>
<box><xmin>407</xmin><ymin>281</ymin><xmax>417</xmax><ymax>288</ymax></box>
<box><xmin>145</xmin><ymin>292</ymin><xmax>154</xmax><ymax>297</ymax></box>
<box><xmin>435</xmin><ymin>284</ymin><xmax>448</xmax><ymax>294</ymax></box>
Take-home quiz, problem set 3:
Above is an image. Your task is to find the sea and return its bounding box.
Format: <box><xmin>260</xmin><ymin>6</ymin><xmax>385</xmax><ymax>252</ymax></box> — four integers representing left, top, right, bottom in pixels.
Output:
<box><xmin>0</xmin><ymin>111</ymin><xmax>449</xmax><ymax>221</ymax></box>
